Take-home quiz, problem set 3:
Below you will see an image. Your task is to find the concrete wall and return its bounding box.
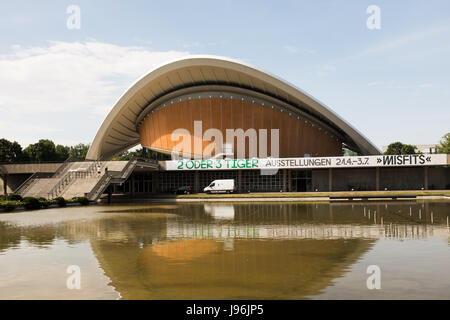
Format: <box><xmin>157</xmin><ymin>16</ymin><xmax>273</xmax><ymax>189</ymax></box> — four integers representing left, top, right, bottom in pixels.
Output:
<box><xmin>312</xmin><ymin>170</ymin><xmax>329</xmax><ymax>192</ymax></box>
<box><xmin>312</xmin><ymin>166</ymin><xmax>450</xmax><ymax>192</ymax></box>
<box><xmin>312</xmin><ymin>168</ymin><xmax>377</xmax><ymax>192</ymax></box>
<box><xmin>427</xmin><ymin>167</ymin><xmax>450</xmax><ymax>190</ymax></box>
<box><xmin>333</xmin><ymin>168</ymin><xmax>376</xmax><ymax>191</ymax></box>
<box><xmin>379</xmin><ymin>167</ymin><xmax>425</xmax><ymax>190</ymax></box>
<box><xmin>2</xmin><ymin>163</ymin><xmax>61</xmax><ymax>174</ymax></box>
<box><xmin>1</xmin><ymin>174</ymin><xmax>30</xmax><ymax>195</ymax></box>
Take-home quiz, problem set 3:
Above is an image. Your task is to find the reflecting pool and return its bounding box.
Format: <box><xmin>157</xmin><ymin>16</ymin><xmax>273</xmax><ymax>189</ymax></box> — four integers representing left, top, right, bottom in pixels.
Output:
<box><xmin>0</xmin><ymin>200</ymin><xmax>449</xmax><ymax>299</ymax></box>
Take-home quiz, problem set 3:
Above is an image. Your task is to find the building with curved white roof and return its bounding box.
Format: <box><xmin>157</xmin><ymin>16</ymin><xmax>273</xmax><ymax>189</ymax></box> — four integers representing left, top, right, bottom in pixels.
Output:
<box><xmin>87</xmin><ymin>55</ymin><xmax>380</xmax><ymax>161</ymax></box>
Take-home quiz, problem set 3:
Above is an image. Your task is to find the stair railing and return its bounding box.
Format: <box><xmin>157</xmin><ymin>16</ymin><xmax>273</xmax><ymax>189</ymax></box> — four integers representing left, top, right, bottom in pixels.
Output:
<box><xmin>47</xmin><ymin>160</ymin><xmax>100</xmax><ymax>199</ymax></box>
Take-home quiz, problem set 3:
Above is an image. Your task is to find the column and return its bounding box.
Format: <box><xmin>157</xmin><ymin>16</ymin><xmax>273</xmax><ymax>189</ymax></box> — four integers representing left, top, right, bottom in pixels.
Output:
<box><xmin>424</xmin><ymin>166</ymin><xmax>428</xmax><ymax>190</ymax></box>
<box><xmin>238</xmin><ymin>170</ymin><xmax>242</xmax><ymax>192</ymax></box>
<box><xmin>152</xmin><ymin>172</ymin><xmax>159</xmax><ymax>193</ymax></box>
<box><xmin>194</xmin><ymin>171</ymin><xmax>199</xmax><ymax>193</ymax></box>
<box><xmin>376</xmin><ymin>167</ymin><xmax>380</xmax><ymax>191</ymax></box>
<box><xmin>288</xmin><ymin>170</ymin><xmax>292</xmax><ymax>192</ymax></box>
<box><xmin>131</xmin><ymin>174</ymin><xmax>135</xmax><ymax>197</ymax></box>
<box><xmin>328</xmin><ymin>168</ymin><xmax>333</xmax><ymax>192</ymax></box>
<box><xmin>1</xmin><ymin>174</ymin><xmax>7</xmax><ymax>197</ymax></box>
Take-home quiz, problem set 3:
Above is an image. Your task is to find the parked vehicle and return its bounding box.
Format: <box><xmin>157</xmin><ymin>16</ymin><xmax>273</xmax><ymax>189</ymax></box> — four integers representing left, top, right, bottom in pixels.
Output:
<box><xmin>204</xmin><ymin>179</ymin><xmax>235</xmax><ymax>194</ymax></box>
<box><xmin>173</xmin><ymin>186</ymin><xmax>193</xmax><ymax>194</ymax></box>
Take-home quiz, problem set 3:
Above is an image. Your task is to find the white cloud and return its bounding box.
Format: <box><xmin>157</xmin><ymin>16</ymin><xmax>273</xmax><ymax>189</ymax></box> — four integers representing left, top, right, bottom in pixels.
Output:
<box><xmin>0</xmin><ymin>41</ymin><xmax>188</xmax><ymax>146</ymax></box>
<box><xmin>341</xmin><ymin>22</ymin><xmax>450</xmax><ymax>63</ymax></box>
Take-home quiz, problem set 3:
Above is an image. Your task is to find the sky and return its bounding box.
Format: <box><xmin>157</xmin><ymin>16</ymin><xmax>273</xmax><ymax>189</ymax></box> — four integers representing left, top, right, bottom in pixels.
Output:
<box><xmin>0</xmin><ymin>0</ymin><xmax>449</xmax><ymax>150</ymax></box>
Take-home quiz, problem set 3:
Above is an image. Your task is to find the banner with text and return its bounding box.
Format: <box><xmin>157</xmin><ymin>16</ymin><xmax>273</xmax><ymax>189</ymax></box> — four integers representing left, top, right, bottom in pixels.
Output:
<box><xmin>162</xmin><ymin>154</ymin><xmax>448</xmax><ymax>171</ymax></box>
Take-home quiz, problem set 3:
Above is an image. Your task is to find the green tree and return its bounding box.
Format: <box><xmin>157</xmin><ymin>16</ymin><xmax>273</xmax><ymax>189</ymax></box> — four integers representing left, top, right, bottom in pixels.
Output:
<box><xmin>69</xmin><ymin>143</ymin><xmax>90</xmax><ymax>160</ymax></box>
<box><xmin>55</xmin><ymin>144</ymin><xmax>70</xmax><ymax>161</ymax></box>
<box><xmin>400</xmin><ymin>144</ymin><xmax>416</xmax><ymax>155</ymax></box>
<box><xmin>113</xmin><ymin>148</ymin><xmax>145</xmax><ymax>160</ymax></box>
<box><xmin>385</xmin><ymin>142</ymin><xmax>417</xmax><ymax>155</ymax></box>
<box><xmin>0</xmin><ymin>139</ymin><xmax>24</xmax><ymax>163</ymax></box>
<box><xmin>24</xmin><ymin>139</ymin><xmax>57</xmax><ymax>162</ymax></box>
<box><xmin>437</xmin><ymin>133</ymin><xmax>450</xmax><ymax>154</ymax></box>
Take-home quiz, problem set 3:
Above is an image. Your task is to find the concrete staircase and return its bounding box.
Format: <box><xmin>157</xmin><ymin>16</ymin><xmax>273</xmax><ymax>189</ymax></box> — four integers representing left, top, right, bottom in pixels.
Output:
<box><xmin>15</xmin><ymin>158</ymin><xmax>159</xmax><ymax>201</ymax></box>
<box><xmin>21</xmin><ymin>178</ymin><xmax>60</xmax><ymax>198</ymax></box>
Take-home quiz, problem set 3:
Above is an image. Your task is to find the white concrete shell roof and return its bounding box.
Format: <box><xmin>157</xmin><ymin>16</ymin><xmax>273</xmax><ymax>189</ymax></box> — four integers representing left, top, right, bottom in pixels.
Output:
<box><xmin>86</xmin><ymin>55</ymin><xmax>381</xmax><ymax>160</ymax></box>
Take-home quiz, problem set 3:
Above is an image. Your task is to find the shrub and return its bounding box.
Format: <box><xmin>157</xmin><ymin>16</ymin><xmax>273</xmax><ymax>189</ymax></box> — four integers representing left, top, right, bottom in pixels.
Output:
<box><xmin>72</xmin><ymin>196</ymin><xmax>90</xmax><ymax>205</ymax></box>
<box><xmin>38</xmin><ymin>197</ymin><xmax>49</xmax><ymax>208</ymax></box>
<box><xmin>54</xmin><ymin>197</ymin><xmax>67</xmax><ymax>207</ymax></box>
<box><xmin>22</xmin><ymin>197</ymin><xmax>42</xmax><ymax>210</ymax></box>
<box><xmin>0</xmin><ymin>200</ymin><xmax>18</xmax><ymax>212</ymax></box>
<box><xmin>7</xmin><ymin>194</ymin><xmax>23</xmax><ymax>201</ymax></box>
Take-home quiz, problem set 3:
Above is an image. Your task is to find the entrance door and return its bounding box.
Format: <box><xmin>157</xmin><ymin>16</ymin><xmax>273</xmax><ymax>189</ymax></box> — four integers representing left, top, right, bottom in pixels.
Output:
<box><xmin>291</xmin><ymin>170</ymin><xmax>312</xmax><ymax>192</ymax></box>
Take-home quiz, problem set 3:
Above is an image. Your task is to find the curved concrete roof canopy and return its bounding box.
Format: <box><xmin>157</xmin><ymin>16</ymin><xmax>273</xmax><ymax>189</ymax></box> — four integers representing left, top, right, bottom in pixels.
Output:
<box><xmin>86</xmin><ymin>55</ymin><xmax>381</xmax><ymax>160</ymax></box>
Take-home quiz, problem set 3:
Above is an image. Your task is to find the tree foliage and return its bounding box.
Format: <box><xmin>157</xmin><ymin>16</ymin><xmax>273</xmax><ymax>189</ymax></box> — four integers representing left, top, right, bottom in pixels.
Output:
<box><xmin>23</xmin><ymin>139</ymin><xmax>58</xmax><ymax>162</ymax></box>
<box><xmin>55</xmin><ymin>144</ymin><xmax>70</xmax><ymax>161</ymax></box>
<box><xmin>0</xmin><ymin>139</ymin><xmax>25</xmax><ymax>163</ymax></box>
<box><xmin>0</xmin><ymin>138</ymin><xmax>90</xmax><ymax>163</ymax></box>
<box><xmin>112</xmin><ymin>148</ymin><xmax>145</xmax><ymax>161</ymax></box>
<box><xmin>437</xmin><ymin>133</ymin><xmax>450</xmax><ymax>154</ymax></box>
<box><xmin>69</xmin><ymin>143</ymin><xmax>90</xmax><ymax>160</ymax></box>
<box><xmin>384</xmin><ymin>142</ymin><xmax>417</xmax><ymax>155</ymax></box>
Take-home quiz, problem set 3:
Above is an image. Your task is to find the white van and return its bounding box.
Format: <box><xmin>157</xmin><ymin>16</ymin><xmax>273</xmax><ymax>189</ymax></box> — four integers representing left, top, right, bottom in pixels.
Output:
<box><xmin>204</xmin><ymin>179</ymin><xmax>235</xmax><ymax>194</ymax></box>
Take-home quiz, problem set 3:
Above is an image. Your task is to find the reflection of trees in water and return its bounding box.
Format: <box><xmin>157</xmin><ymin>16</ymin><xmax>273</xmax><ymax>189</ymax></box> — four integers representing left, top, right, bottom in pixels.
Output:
<box><xmin>0</xmin><ymin>201</ymin><xmax>448</xmax><ymax>253</ymax></box>
<box><xmin>176</xmin><ymin>201</ymin><xmax>450</xmax><ymax>226</ymax></box>
<box><xmin>0</xmin><ymin>201</ymin><xmax>448</xmax><ymax>299</ymax></box>
<box><xmin>0</xmin><ymin>210</ymin><xmax>176</xmax><ymax>252</ymax></box>
<box><xmin>0</xmin><ymin>223</ymin><xmax>22</xmax><ymax>252</ymax></box>
<box><xmin>0</xmin><ymin>220</ymin><xmax>97</xmax><ymax>252</ymax></box>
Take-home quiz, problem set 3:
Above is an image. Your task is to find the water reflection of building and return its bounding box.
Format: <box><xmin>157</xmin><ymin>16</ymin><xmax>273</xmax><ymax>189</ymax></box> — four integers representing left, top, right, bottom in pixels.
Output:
<box><xmin>1</xmin><ymin>202</ymin><xmax>449</xmax><ymax>299</ymax></box>
<box><xmin>203</xmin><ymin>204</ymin><xmax>235</xmax><ymax>220</ymax></box>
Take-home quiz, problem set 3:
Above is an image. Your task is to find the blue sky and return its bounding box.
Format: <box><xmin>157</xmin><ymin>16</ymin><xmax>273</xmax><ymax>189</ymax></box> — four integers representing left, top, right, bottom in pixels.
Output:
<box><xmin>0</xmin><ymin>0</ymin><xmax>449</xmax><ymax>149</ymax></box>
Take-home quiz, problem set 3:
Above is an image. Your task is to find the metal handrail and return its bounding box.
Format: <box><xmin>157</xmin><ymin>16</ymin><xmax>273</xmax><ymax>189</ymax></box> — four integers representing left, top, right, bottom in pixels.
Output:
<box><xmin>47</xmin><ymin>160</ymin><xmax>100</xmax><ymax>199</ymax></box>
<box><xmin>53</xmin><ymin>156</ymin><xmax>77</xmax><ymax>177</ymax></box>
<box><xmin>86</xmin><ymin>174</ymin><xmax>112</xmax><ymax>200</ymax></box>
<box><xmin>118</xmin><ymin>158</ymin><xmax>138</xmax><ymax>179</ymax></box>
<box><xmin>14</xmin><ymin>172</ymin><xmax>38</xmax><ymax>195</ymax></box>
<box><xmin>87</xmin><ymin>158</ymin><xmax>139</xmax><ymax>200</ymax></box>
<box><xmin>14</xmin><ymin>172</ymin><xmax>52</xmax><ymax>195</ymax></box>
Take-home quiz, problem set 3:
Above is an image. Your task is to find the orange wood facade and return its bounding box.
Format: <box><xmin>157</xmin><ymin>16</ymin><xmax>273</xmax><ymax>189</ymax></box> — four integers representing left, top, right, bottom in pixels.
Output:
<box><xmin>138</xmin><ymin>97</ymin><xmax>342</xmax><ymax>158</ymax></box>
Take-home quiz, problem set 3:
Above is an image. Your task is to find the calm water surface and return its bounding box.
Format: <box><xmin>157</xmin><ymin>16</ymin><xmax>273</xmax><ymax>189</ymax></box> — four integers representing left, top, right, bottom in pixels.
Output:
<box><xmin>0</xmin><ymin>200</ymin><xmax>449</xmax><ymax>299</ymax></box>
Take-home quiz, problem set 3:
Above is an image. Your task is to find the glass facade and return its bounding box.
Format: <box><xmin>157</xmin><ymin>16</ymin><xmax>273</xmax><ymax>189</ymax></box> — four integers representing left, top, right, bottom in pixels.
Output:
<box><xmin>115</xmin><ymin>169</ymin><xmax>297</xmax><ymax>194</ymax></box>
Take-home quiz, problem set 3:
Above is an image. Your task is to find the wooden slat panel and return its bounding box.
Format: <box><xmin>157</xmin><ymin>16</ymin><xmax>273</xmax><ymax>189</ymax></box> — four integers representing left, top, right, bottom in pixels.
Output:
<box><xmin>153</xmin><ymin>109</ymin><xmax>163</xmax><ymax>150</ymax></box>
<box><xmin>271</xmin><ymin>107</ymin><xmax>281</xmax><ymax>157</ymax></box>
<box><xmin>138</xmin><ymin>97</ymin><xmax>342</xmax><ymax>158</ymax></box>
<box><xmin>201</xmin><ymin>98</ymin><xmax>212</xmax><ymax>153</ymax></box>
